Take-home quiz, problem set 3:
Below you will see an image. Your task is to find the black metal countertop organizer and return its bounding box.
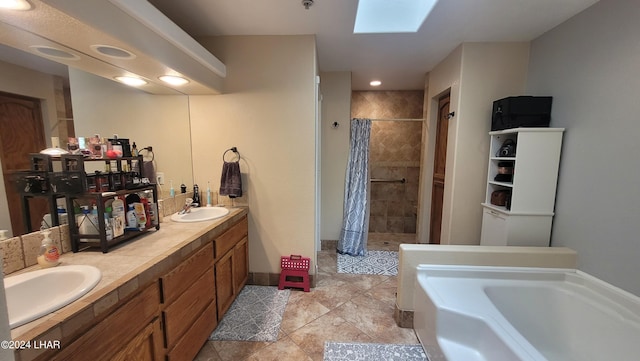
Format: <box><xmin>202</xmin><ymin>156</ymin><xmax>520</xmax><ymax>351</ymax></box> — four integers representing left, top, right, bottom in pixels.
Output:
<box><xmin>15</xmin><ymin>153</ymin><xmax>159</xmax><ymax>253</ymax></box>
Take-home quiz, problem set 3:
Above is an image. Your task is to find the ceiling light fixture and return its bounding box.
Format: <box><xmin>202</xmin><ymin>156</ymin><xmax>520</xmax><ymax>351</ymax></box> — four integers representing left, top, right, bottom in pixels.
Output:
<box><xmin>30</xmin><ymin>45</ymin><xmax>79</xmax><ymax>60</ymax></box>
<box><xmin>159</xmin><ymin>75</ymin><xmax>189</xmax><ymax>86</ymax></box>
<box><xmin>0</xmin><ymin>0</ymin><xmax>32</xmax><ymax>10</ymax></box>
<box><xmin>370</xmin><ymin>80</ymin><xmax>382</xmax><ymax>87</ymax></box>
<box><xmin>90</xmin><ymin>45</ymin><xmax>136</xmax><ymax>59</ymax></box>
<box><xmin>115</xmin><ymin>76</ymin><xmax>147</xmax><ymax>87</ymax></box>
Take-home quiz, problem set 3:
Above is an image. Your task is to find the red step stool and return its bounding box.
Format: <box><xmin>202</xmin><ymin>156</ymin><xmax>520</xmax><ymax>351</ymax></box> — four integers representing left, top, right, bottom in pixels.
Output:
<box><xmin>278</xmin><ymin>255</ymin><xmax>310</xmax><ymax>292</ymax></box>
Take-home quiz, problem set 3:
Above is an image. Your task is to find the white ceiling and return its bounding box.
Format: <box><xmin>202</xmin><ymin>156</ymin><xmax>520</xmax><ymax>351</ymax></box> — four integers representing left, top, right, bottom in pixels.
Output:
<box><xmin>147</xmin><ymin>0</ymin><xmax>599</xmax><ymax>90</ymax></box>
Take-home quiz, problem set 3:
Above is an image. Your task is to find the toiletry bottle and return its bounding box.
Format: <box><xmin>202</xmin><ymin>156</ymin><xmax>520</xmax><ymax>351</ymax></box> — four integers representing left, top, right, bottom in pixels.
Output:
<box><xmin>140</xmin><ymin>198</ymin><xmax>151</xmax><ymax>228</ymax></box>
<box><xmin>126</xmin><ymin>204</ymin><xmax>138</xmax><ymax>229</ymax></box>
<box><xmin>206</xmin><ymin>181</ymin><xmax>212</xmax><ymax>207</ymax></box>
<box><xmin>104</xmin><ymin>214</ymin><xmax>113</xmax><ymax>241</ymax></box>
<box><xmin>180</xmin><ymin>183</ymin><xmax>187</xmax><ymax>194</ymax></box>
<box><xmin>169</xmin><ymin>180</ymin><xmax>175</xmax><ymax>198</ymax></box>
<box><xmin>131</xmin><ymin>142</ymin><xmax>138</xmax><ymax>157</ymax></box>
<box><xmin>112</xmin><ymin>197</ymin><xmax>125</xmax><ymax>216</ymax></box>
<box><xmin>192</xmin><ymin>184</ymin><xmax>201</xmax><ymax>206</ymax></box>
<box><xmin>149</xmin><ymin>201</ymin><xmax>159</xmax><ymax>226</ymax></box>
<box><xmin>133</xmin><ymin>203</ymin><xmax>148</xmax><ymax>228</ymax></box>
<box><xmin>111</xmin><ymin>134</ymin><xmax>123</xmax><ymax>158</ymax></box>
<box><xmin>37</xmin><ymin>231</ymin><xmax>60</xmax><ymax>268</ymax></box>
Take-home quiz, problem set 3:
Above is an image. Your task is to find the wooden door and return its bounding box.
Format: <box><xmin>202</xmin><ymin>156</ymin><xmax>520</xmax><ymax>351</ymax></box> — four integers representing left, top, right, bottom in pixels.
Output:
<box><xmin>429</xmin><ymin>94</ymin><xmax>450</xmax><ymax>244</ymax></box>
<box><xmin>0</xmin><ymin>92</ymin><xmax>47</xmax><ymax>235</ymax></box>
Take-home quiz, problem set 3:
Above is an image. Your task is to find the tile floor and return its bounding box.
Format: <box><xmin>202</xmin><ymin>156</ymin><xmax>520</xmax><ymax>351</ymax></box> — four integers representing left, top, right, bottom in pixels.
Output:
<box><xmin>195</xmin><ymin>233</ymin><xmax>419</xmax><ymax>361</ymax></box>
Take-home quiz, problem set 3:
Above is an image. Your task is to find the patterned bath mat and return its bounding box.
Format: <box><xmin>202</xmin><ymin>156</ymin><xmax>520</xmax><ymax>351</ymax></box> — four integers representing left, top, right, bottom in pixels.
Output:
<box><xmin>323</xmin><ymin>342</ymin><xmax>428</xmax><ymax>361</ymax></box>
<box><xmin>209</xmin><ymin>285</ymin><xmax>290</xmax><ymax>342</ymax></box>
<box><xmin>337</xmin><ymin>250</ymin><xmax>399</xmax><ymax>276</ymax></box>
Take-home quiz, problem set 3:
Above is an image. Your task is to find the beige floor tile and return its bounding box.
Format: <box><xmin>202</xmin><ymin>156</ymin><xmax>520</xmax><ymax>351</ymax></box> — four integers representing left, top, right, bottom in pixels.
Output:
<box><xmin>194</xmin><ymin>342</ymin><xmax>222</xmax><ymax>361</ymax></box>
<box><xmin>210</xmin><ymin>340</ymin><xmax>270</xmax><ymax>360</ymax></box>
<box><xmin>244</xmin><ymin>336</ymin><xmax>312</xmax><ymax>361</ymax></box>
<box><xmin>280</xmin><ymin>294</ymin><xmax>330</xmax><ymax>334</ymax></box>
<box><xmin>287</xmin><ymin>312</ymin><xmax>373</xmax><ymax>361</ymax></box>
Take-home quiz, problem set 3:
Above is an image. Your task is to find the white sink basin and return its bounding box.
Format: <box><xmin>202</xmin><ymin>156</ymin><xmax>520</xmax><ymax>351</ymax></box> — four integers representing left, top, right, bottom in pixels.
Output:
<box><xmin>4</xmin><ymin>265</ymin><xmax>101</xmax><ymax>328</ymax></box>
<box><xmin>170</xmin><ymin>206</ymin><xmax>230</xmax><ymax>223</ymax></box>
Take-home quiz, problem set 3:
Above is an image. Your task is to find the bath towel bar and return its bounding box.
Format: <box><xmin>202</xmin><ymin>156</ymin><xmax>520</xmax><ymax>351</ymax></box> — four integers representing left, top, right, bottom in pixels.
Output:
<box><xmin>370</xmin><ymin>178</ymin><xmax>406</xmax><ymax>183</ymax></box>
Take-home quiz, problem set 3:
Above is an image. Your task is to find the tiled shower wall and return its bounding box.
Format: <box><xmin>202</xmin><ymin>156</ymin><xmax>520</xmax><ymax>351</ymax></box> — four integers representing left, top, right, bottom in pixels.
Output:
<box><xmin>352</xmin><ymin>91</ymin><xmax>424</xmax><ymax>234</ymax></box>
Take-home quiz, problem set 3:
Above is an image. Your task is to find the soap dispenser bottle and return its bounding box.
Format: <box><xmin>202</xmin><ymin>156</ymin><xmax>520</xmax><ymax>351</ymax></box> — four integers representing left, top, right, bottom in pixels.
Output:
<box><xmin>192</xmin><ymin>184</ymin><xmax>201</xmax><ymax>206</ymax></box>
<box><xmin>37</xmin><ymin>231</ymin><xmax>60</xmax><ymax>268</ymax></box>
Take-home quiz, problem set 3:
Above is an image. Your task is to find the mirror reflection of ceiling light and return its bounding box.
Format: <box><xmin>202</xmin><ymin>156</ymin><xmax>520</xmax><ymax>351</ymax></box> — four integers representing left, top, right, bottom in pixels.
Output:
<box><xmin>30</xmin><ymin>45</ymin><xmax>79</xmax><ymax>60</ymax></box>
<box><xmin>90</xmin><ymin>45</ymin><xmax>136</xmax><ymax>59</ymax></box>
<box><xmin>159</xmin><ymin>75</ymin><xmax>189</xmax><ymax>86</ymax></box>
<box><xmin>0</xmin><ymin>0</ymin><xmax>32</xmax><ymax>10</ymax></box>
<box><xmin>115</xmin><ymin>76</ymin><xmax>148</xmax><ymax>87</ymax></box>
<box><xmin>370</xmin><ymin>80</ymin><xmax>382</xmax><ymax>87</ymax></box>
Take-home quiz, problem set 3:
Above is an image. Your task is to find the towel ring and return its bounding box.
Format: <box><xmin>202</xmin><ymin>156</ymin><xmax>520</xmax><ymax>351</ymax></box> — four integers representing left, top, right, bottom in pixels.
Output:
<box><xmin>223</xmin><ymin>147</ymin><xmax>240</xmax><ymax>162</ymax></box>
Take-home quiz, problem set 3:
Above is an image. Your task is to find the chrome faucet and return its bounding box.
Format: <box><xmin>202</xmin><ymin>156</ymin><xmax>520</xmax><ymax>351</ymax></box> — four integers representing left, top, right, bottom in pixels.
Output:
<box><xmin>178</xmin><ymin>198</ymin><xmax>198</xmax><ymax>214</ymax></box>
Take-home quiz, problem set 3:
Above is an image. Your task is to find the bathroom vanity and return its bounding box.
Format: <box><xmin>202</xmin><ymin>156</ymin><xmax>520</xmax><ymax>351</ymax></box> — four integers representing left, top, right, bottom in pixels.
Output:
<box><xmin>9</xmin><ymin>207</ymin><xmax>248</xmax><ymax>361</ymax></box>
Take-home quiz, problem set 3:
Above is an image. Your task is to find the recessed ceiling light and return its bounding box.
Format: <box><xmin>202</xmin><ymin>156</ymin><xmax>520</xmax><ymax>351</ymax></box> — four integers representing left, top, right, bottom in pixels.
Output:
<box><xmin>115</xmin><ymin>76</ymin><xmax>147</xmax><ymax>87</ymax></box>
<box><xmin>159</xmin><ymin>75</ymin><xmax>189</xmax><ymax>86</ymax></box>
<box><xmin>90</xmin><ymin>45</ymin><xmax>136</xmax><ymax>59</ymax></box>
<box><xmin>30</xmin><ymin>46</ymin><xmax>79</xmax><ymax>60</ymax></box>
<box><xmin>354</xmin><ymin>0</ymin><xmax>439</xmax><ymax>33</ymax></box>
<box><xmin>370</xmin><ymin>80</ymin><xmax>382</xmax><ymax>87</ymax></box>
<box><xmin>0</xmin><ymin>0</ymin><xmax>32</xmax><ymax>10</ymax></box>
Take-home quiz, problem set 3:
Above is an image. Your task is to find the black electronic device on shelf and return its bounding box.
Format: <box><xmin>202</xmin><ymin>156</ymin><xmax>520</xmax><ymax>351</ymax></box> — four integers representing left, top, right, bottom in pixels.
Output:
<box><xmin>491</xmin><ymin>96</ymin><xmax>552</xmax><ymax>131</ymax></box>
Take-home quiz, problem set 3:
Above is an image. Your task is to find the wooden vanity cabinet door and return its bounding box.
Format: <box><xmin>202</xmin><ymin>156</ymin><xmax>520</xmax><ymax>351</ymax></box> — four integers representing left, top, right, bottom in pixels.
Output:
<box><xmin>112</xmin><ymin>318</ymin><xmax>164</xmax><ymax>361</ymax></box>
<box><xmin>214</xmin><ymin>216</ymin><xmax>249</xmax><ymax>320</ymax></box>
<box><xmin>215</xmin><ymin>249</ymin><xmax>235</xmax><ymax>319</ymax></box>
<box><xmin>233</xmin><ymin>236</ymin><xmax>249</xmax><ymax>292</ymax></box>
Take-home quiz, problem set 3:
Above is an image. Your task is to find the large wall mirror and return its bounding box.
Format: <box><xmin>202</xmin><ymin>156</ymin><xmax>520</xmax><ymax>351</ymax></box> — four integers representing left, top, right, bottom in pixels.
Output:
<box><xmin>0</xmin><ymin>44</ymin><xmax>193</xmax><ymax>238</ymax></box>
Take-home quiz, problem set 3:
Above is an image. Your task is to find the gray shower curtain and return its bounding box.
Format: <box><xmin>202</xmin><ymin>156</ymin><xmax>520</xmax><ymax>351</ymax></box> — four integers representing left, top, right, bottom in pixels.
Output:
<box><xmin>337</xmin><ymin>118</ymin><xmax>371</xmax><ymax>256</ymax></box>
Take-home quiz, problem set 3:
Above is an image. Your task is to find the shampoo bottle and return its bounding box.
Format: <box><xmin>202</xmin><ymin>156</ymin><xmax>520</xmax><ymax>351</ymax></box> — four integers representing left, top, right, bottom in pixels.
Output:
<box><xmin>206</xmin><ymin>181</ymin><xmax>212</xmax><ymax>207</ymax></box>
<box><xmin>37</xmin><ymin>231</ymin><xmax>60</xmax><ymax>268</ymax></box>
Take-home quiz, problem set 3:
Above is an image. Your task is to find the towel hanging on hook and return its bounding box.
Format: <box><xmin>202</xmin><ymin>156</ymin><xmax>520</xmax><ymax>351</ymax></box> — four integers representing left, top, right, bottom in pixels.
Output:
<box><xmin>220</xmin><ymin>146</ymin><xmax>242</xmax><ymax>198</ymax></box>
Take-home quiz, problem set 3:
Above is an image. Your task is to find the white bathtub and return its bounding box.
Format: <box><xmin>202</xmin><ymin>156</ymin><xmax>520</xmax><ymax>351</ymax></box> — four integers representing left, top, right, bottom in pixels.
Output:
<box><xmin>413</xmin><ymin>265</ymin><xmax>640</xmax><ymax>361</ymax></box>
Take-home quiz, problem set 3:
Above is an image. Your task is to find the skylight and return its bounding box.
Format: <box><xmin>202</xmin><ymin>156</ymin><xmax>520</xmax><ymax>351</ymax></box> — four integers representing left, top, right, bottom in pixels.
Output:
<box><xmin>354</xmin><ymin>0</ymin><xmax>439</xmax><ymax>34</ymax></box>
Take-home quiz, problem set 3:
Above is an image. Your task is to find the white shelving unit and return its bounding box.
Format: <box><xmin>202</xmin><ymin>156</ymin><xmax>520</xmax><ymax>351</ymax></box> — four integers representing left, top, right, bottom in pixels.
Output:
<box><xmin>480</xmin><ymin>127</ymin><xmax>564</xmax><ymax>246</ymax></box>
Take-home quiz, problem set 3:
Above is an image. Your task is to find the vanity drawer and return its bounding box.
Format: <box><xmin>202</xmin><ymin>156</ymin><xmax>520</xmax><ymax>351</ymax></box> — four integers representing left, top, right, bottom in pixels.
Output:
<box><xmin>163</xmin><ymin>267</ymin><xmax>215</xmax><ymax>348</ymax></box>
<box><xmin>162</xmin><ymin>242</ymin><xmax>214</xmax><ymax>304</ymax></box>
<box><xmin>215</xmin><ymin>216</ymin><xmax>248</xmax><ymax>259</ymax></box>
<box><xmin>166</xmin><ymin>300</ymin><xmax>218</xmax><ymax>361</ymax></box>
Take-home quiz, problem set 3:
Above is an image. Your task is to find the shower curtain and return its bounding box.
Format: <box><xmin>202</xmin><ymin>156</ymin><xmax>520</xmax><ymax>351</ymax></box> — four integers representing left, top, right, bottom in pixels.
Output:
<box><xmin>337</xmin><ymin>118</ymin><xmax>371</xmax><ymax>256</ymax></box>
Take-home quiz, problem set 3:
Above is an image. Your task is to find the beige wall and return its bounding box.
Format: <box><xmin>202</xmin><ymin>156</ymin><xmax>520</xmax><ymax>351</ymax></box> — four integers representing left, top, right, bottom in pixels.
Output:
<box><xmin>69</xmin><ymin>69</ymin><xmax>193</xmax><ymax>188</ymax></box>
<box><xmin>419</xmin><ymin>45</ymin><xmax>462</xmax><ymax>244</ymax></box>
<box><xmin>0</xmin><ymin>61</ymin><xmax>61</xmax><ymax>236</ymax></box>
<box><xmin>320</xmin><ymin>72</ymin><xmax>351</xmax><ymax>241</ymax></box>
<box><xmin>191</xmin><ymin>35</ymin><xmax>318</xmax><ymax>274</ymax></box>
<box><xmin>420</xmin><ymin>43</ymin><xmax>529</xmax><ymax>245</ymax></box>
